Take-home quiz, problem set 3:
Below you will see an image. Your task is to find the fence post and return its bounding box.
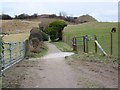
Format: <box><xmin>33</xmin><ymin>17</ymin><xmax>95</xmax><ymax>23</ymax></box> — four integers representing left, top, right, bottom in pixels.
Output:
<box><xmin>85</xmin><ymin>35</ymin><xmax>88</xmax><ymax>53</ymax></box>
<box><xmin>24</xmin><ymin>40</ymin><xmax>29</xmax><ymax>58</ymax></box>
<box><xmin>83</xmin><ymin>36</ymin><xmax>86</xmax><ymax>52</ymax></box>
<box><xmin>110</xmin><ymin>33</ymin><xmax>113</xmax><ymax>55</ymax></box>
<box><xmin>72</xmin><ymin>37</ymin><xmax>77</xmax><ymax>51</ymax></box>
<box><xmin>9</xmin><ymin>43</ymin><xmax>12</xmax><ymax>64</ymax></box>
<box><xmin>19</xmin><ymin>42</ymin><xmax>22</xmax><ymax>57</ymax></box>
<box><xmin>1</xmin><ymin>42</ymin><xmax>5</xmax><ymax>69</ymax></box>
<box><xmin>94</xmin><ymin>35</ymin><xmax>97</xmax><ymax>53</ymax></box>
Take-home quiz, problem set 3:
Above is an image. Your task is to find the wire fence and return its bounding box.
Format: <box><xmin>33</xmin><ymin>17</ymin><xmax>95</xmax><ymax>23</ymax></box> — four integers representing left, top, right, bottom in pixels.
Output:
<box><xmin>63</xmin><ymin>33</ymin><xmax>118</xmax><ymax>58</ymax></box>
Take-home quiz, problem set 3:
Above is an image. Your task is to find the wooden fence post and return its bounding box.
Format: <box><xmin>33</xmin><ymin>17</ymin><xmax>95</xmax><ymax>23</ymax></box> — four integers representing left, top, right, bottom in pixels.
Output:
<box><xmin>94</xmin><ymin>35</ymin><xmax>97</xmax><ymax>53</ymax></box>
<box><xmin>110</xmin><ymin>33</ymin><xmax>113</xmax><ymax>55</ymax></box>
<box><xmin>83</xmin><ymin>36</ymin><xmax>86</xmax><ymax>52</ymax></box>
<box><xmin>72</xmin><ymin>37</ymin><xmax>77</xmax><ymax>51</ymax></box>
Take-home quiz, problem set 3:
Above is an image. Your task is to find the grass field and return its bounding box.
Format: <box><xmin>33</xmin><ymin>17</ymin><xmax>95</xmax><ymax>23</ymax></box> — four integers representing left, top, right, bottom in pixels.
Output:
<box><xmin>53</xmin><ymin>41</ymin><xmax>73</xmax><ymax>52</ymax></box>
<box><xmin>63</xmin><ymin>22</ymin><xmax>118</xmax><ymax>58</ymax></box>
<box><xmin>1</xmin><ymin>20</ymin><xmax>39</xmax><ymax>34</ymax></box>
<box><xmin>3</xmin><ymin>33</ymin><xmax>29</xmax><ymax>42</ymax></box>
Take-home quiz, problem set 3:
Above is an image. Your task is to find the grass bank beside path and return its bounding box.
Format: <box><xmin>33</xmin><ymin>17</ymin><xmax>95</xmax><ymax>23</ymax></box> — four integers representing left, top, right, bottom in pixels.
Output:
<box><xmin>52</xmin><ymin>41</ymin><xmax>73</xmax><ymax>52</ymax></box>
<box><xmin>52</xmin><ymin>41</ymin><xmax>118</xmax><ymax>64</ymax></box>
<box><xmin>62</xmin><ymin>21</ymin><xmax>118</xmax><ymax>64</ymax></box>
<box><xmin>71</xmin><ymin>52</ymin><xmax>118</xmax><ymax>64</ymax></box>
<box><xmin>63</xmin><ymin>22</ymin><xmax>118</xmax><ymax>58</ymax></box>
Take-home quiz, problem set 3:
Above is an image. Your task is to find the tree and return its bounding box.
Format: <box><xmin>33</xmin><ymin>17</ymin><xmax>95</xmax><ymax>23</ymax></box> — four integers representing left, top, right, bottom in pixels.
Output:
<box><xmin>45</xmin><ymin>20</ymin><xmax>67</xmax><ymax>41</ymax></box>
<box><xmin>49</xmin><ymin>14</ymin><xmax>57</xmax><ymax>18</ymax></box>
<box><xmin>15</xmin><ymin>13</ymin><xmax>29</xmax><ymax>19</ymax></box>
<box><xmin>59</xmin><ymin>12</ymin><xmax>67</xmax><ymax>19</ymax></box>
<box><xmin>31</xmin><ymin>13</ymin><xmax>38</xmax><ymax>19</ymax></box>
<box><xmin>0</xmin><ymin>14</ymin><xmax>12</xmax><ymax>20</ymax></box>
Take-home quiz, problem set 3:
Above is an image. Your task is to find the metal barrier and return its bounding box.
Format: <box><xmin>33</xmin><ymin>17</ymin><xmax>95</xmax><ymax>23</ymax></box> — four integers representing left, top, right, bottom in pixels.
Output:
<box><xmin>72</xmin><ymin>36</ymin><xmax>84</xmax><ymax>52</ymax></box>
<box><xmin>0</xmin><ymin>40</ymin><xmax>26</xmax><ymax>72</ymax></box>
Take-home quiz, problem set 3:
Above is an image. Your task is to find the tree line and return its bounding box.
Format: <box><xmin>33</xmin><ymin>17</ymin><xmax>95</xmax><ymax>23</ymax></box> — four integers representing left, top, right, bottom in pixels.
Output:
<box><xmin>0</xmin><ymin>13</ymin><xmax>77</xmax><ymax>23</ymax></box>
<box><xmin>0</xmin><ymin>13</ymin><xmax>38</xmax><ymax>20</ymax></box>
<box><xmin>0</xmin><ymin>13</ymin><xmax>97</xmax><ymax>23</ymax></box>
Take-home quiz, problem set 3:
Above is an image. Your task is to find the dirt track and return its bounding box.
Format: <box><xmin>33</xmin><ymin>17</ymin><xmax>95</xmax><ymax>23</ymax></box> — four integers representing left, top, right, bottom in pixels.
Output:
<box><xmin>2</xmin><ymin>42</ymin><xmax>118</xmax><ymax>88</ymax></box>
<box><xmin>21</xmin><ymin>42</ymin><xmax>77</xmax><ymax>88</ymax></box>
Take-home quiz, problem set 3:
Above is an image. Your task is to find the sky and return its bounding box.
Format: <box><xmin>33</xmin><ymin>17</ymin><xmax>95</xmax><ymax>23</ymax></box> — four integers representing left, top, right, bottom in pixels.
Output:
<box><xmin>0</xmin><ymin>0</ymin><xmax>119</xmax><ymax>22</ymax></box>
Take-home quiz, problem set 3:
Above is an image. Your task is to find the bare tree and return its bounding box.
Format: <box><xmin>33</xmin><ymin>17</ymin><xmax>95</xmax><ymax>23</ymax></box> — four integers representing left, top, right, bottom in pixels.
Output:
<box><xmin>59</xmin><ymin>12</ymin><xmax>67</xmax><ymax>19</ymax></box>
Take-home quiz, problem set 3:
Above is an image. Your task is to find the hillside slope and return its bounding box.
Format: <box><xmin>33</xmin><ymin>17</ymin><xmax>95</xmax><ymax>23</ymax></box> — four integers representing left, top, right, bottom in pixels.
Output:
<box><xmin>63</xmin><ymin>22</ymin><xmax>118</xmax><ymax>57</ymax></box>
<box><xmin>78</xmin><ymin>14</ymin><xmax>97</xmax><ymax>23</ymax></box>
<box><xmin>1</xmin><ymin>20</ymin><xmax>40</xmax><ymax>34</ymax></box>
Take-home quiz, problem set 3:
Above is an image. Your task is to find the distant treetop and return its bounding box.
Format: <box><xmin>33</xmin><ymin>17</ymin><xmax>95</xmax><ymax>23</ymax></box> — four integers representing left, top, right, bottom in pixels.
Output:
<box><xmin>0</xmin><ymin>14</ymin><xmax>13</xmax><ymax>20</ymax></box>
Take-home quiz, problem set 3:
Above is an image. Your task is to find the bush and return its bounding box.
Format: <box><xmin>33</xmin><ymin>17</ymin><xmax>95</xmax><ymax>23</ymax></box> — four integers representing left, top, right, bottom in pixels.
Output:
<box><xmin>29</xmin><ymin>38</ymin><xmax>40</xmax><ymax>53</ymax></box>
<box><xmin>41</xmin><ymin>31</ymin><xmax>49</xmax><ymax>41</ymax></box>
<box><xmin>29</xmin><ymin>27</ymin><xmax>49</xmax><ymax>41</ymax></box>
<box><xmin>45</xmin><ymin>20</ymin><xmax>67</xmax><ymax>41</ymax></box>
<box><xmin>29</xmin><ymin>27</ymin><xmax>43</xmax><ymax>41</ymax></box>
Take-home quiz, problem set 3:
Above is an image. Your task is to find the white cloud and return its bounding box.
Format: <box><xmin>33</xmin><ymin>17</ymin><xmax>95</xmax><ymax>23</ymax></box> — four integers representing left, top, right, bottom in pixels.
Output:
<box><xmin>91</xmin><ymin>9</ymin><xmax>118</xmax><ymax>22</ymax></box>
<box><xmin>0</xmin><ymin>0</ymin><xmax>119</xmax><ymax>2</ymax></box>
<box><xmin>0</xmin><ymin>2</ymin><xmax>118</xmax><ymax>22</ymax></box>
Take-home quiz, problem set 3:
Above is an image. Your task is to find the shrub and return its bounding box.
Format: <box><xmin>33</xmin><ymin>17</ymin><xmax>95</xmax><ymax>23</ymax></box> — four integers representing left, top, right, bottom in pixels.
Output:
<box><xmin>45</xmin><ymin>20</ymin><xmax>67</xmax><ymax>41</ymax></box>
<box><xmin>29</xmin><ymin>38</ymin><xmax>40</xmax><ymax>53</ymax></box>
<box><xmin>41</xmin><ymin>31</ymin><xmax>49</xmax><ymax>41</ymax></box>
<box><xmin>29</xmin><ymin>27</ymin><xmax>49</xmax><ymax>41</ymax></box>
<box><xmin>29</xmin><ymin>27</ymin><xmax>43</xmax><ymax>41</ymax></box>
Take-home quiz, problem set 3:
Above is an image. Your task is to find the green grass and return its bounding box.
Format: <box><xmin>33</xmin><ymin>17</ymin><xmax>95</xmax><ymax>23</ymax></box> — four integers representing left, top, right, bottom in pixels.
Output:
<box><xmin>71</xmin><ymin>52</ymin><xmax>118</xmax><ymax>64</ymax></box>
<box><xmin>63</xmin><ymin>22</ymin><xmax>118</xmax><ymax>63</ymax></box>
<box><xmin>63</xmin><ymin>22</ymin><xmax>118</xmax><ymax>58</ymax></box>
<box><xmin>53</xmin><ymin>41</ymin><xmax>73</xmax><ymax>52</ymax></box>
<box><xmin>3</xmin><ymin>33</ymin><xmax>29</xmax><ymax>42</ymax></box>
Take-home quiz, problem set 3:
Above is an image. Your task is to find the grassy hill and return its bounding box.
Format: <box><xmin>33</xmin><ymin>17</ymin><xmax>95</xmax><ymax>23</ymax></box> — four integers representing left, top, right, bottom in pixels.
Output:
<box><xmin>1</xmin><ymin>18</ymin><xmax>64</xmax><ymax>43</ymax></box>
<box><xmin>78</xmin><ymin>14</ymin><xmax>98</xmax><ymax>23</ymax></box>
<box><xmin>1</xmin><ymin>14</ymin><xmax>99</xmax><ymax>34</ymax></box>
<box><xmin>1</xmin><ymin>20</ymin><xmax>40</xmax><ymax>34</ymax></box>
<box><xmin>63</xmin><ymin>22</ymin><xmax>118</xmax><ymax>57</ymax></box>
<box><xmin>1</xmin><ymin>18</ymin><xmax>71</xmax><ymax>34</ymax></box>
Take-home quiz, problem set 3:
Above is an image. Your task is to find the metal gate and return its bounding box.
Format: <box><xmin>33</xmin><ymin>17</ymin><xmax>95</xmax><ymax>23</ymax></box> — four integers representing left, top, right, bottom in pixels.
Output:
<box><xmin>0</xmin><ymin>40</ymin><xmax>26</xmax><ymax>72</ymax></box>
<box><xmin>72</xmin><ymin>36</ymin><xmax>85</xmax><ymax>52</ymax></box>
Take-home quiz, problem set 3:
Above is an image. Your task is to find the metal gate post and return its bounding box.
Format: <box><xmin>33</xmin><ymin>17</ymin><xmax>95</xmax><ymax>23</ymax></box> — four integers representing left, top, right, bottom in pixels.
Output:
<box><xmin>9</xmin><ymin>43</ymin><xmax>12</xmax><ymax>64</ymax></box>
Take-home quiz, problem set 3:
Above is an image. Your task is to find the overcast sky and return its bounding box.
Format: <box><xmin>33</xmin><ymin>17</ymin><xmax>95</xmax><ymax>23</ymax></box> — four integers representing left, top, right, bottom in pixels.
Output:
<box><xmin>0</xmin><ymin>0</ymin><xmax>119</xmax><ymax>22</ymax></box>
